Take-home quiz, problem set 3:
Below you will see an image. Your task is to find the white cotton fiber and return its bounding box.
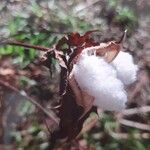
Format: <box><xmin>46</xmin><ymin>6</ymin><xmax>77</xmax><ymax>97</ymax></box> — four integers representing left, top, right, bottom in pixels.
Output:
<box><xmin>73</xmin><ymin>53</ymin><xmax>127</xmax><ymax>111</ymax></box>
<box><xmin>111</xmin><ymin>51</ymin><xmax>138</xmax><ymax>85</ymax></box>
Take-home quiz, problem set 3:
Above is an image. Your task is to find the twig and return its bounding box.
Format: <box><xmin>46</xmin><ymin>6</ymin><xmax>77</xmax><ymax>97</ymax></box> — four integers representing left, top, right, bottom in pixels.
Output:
<box><xmin>80</xmin><ymin>114</ymin><xmax>98</xmax><ymax>134</ymax></box>
<box><xmin>0</xmin><ymin>40</ymin><xmax>52</xmax><ymax>51</ymax></box>
<box><xmin>119</xmin><ymin>119</ymin><xmax>150</xmax><ymax>131</ymax></box>
<box><xmin>121</xmin><ymin>106</ymin><xmax>150</xmax><ymax>116</ymax></box>
<box><xmin>0</xmin><ymin>79</ymin><xmax>59</xmax><ymax>125</ymax></box>
<box><xmin>110</xmin><ymin>132</ymin><xmax>150</xmax><ymax>140</ymax></box>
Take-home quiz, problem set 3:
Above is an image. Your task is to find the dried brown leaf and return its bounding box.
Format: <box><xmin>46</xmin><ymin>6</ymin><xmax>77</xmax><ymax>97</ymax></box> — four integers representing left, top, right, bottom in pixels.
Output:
<box><xmin>96</xmin><ymin>41</ymin><xmax>121</xmax><ymax>62</ymax></box>
<box><xmin>68</xmin><ymin>72</ymin><xmax>94</xmax><ymax>119</ymax></box>
<box><xmin>50</xmin><ymin>31</ymin><xmax>125</xmax><ymax>145</ymax></box>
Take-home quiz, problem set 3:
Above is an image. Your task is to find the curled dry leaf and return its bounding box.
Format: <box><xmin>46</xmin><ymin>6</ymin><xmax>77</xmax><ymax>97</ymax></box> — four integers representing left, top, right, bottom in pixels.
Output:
<box><xmin>68</xmin><ymin>72</ymin><xmax>94</xmax><ymax>120</ymax></box>
<box><xmin>96</xmin><ymin>41</ymin><xmax>121</xmax><ymax>62</ymax></box>
<box><xmin>74</xmin><ymin>41</ymin><xmax>121</xmax><ymax>63</ymax></box>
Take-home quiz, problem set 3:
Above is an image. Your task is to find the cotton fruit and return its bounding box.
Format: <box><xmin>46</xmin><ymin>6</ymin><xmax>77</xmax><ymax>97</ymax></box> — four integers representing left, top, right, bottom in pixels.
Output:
<box><xmin>111</xmin><ymin>51</ymin><xmax>138</xmax><ymax>85</ymax></box>
<box><xmin>73</xmin><ymin>48</ymin><xmax>138</xmax><ymax>111</ymax></box>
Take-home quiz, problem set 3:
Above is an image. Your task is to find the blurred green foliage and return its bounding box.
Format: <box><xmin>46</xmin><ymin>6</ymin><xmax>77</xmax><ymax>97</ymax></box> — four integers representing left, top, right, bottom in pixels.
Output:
<box><xmin>115</xmin><ymin>7</ymin><xmax>137</xmax><ymax>27</ymax></box>
<box><xmin>82</xmin><ymin>113</ymin><xmax>149</xmax><ymax>150</ymax></box>
<box><xmin>107</xmin><ymin>0</ymin><xmax>138</xmax><ymax>30</ymax></box>
<box><xmin>0</xmin><ymin>1</ymin><xmax>91</xmax><ymax>68</ymax></box>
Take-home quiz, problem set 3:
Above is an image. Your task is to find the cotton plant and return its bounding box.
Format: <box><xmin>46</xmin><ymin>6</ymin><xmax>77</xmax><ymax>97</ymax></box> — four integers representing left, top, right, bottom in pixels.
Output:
<box><xmin>72</xmin><ymin>47</ymin><xmax>138</xmax><ymax>111</ymax></box>
<box><xmin>51</xmin><ymin>32</ymin><xmax>139</xmax><ymax>143</ymax></box>
<box><xmin>2</xmin><ymin>30</ymin><xmax>139</xmax><ymax>144</ymax></box>
<box><xmin>46</xmin><ymin>31</ymin><xmax>138</xmax><ymax>143</ymax></box>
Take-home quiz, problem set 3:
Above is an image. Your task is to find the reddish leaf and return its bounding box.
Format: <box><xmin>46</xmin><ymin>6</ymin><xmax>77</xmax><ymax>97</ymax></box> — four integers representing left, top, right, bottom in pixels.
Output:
<box><xmin>68</xmin><ymin>32</ymin><xmax>81</xmax><ymax>46</ymax></box>
<box><xmin>96</xmin><ymin>41</ymin><xmax>121</xmax><ymax>62</ymax></box>
<box><xmin>84</xmin><ymin>29</ymin><xmax>99</xmax><ymax>37</ymax></box>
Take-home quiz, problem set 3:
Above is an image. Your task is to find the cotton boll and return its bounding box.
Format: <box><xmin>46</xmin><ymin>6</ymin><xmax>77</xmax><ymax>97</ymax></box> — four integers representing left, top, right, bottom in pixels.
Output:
<box><xmin>93</xmin><ymin>80</ymin><xmax>127</xmax><ymax>111</ymax></box>
<box><xmin>111</xmin><ymin>51</ymin><xmax>138</xmax><ymax>85</ymax></box>
<box><xmin>73</xmin><ymin>54</ymin><xmax>116</xmax><ymax>96</ymax></box>
<box><xmin>73</xmin><ymin>53</ymin><xmax>127</xmax><ymax>111</ymax></box>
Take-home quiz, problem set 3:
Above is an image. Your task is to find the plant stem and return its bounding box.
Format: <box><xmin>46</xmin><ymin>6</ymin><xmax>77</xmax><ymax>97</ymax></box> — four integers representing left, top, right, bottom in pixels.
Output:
<box><xmin>0</xmin><ymin>40</ymin><xmax>51</xmax><ymax>51</ymax></box>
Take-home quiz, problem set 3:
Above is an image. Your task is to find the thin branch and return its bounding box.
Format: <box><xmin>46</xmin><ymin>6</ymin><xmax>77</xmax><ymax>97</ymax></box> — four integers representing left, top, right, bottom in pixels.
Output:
<box><xmin>80</xmin><ymin>114</ymin><xmax>98</xmax><ymax>134</ymax></box>
<box><xmin>121</xmin><ymin>106</ymin><xmax>150</xmax><ymax>116</ymax></box>
<box><xmin>119</xmin><ymin>119</ymin><xmax>150</xmax><ymax>131</ymax></box>
<box><xmin>0</xmin><ymin>79</ymin><xmax>59</xmax><ymax>125</ymax></box>
<box><xmin>110</xmin><ymin>132</ymin><xmax>150</xmax><ymax>140</ymax></box>
<box><xmin>0</xmin><ymin>40</ymin><xmax>52</xmax><ymax>51</ymax></box>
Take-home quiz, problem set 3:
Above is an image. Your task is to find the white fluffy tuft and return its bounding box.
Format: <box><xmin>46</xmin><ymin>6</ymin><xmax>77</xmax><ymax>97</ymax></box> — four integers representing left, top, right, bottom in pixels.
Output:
<box><xmin>111</xmin><ymin>51</ymin><xmax>138</xmax><ymax>85</ymax></box>
<box><xmin>73</xmin><ymin>53</ymin><xmax>127</xmax><ymax>111</ymax></box>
